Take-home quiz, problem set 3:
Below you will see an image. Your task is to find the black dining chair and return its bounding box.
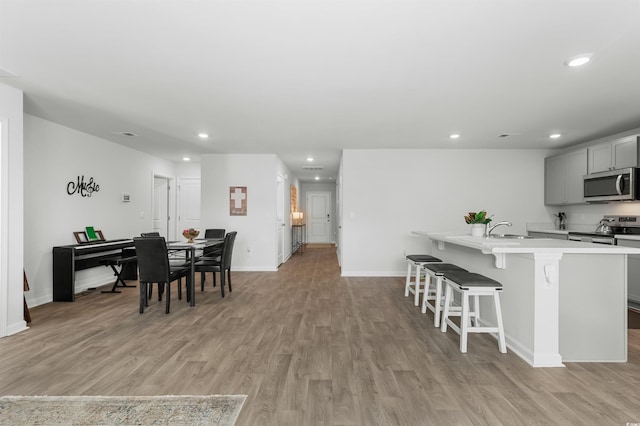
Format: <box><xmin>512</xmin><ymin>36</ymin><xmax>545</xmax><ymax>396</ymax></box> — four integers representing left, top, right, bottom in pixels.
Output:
<box><xmin>140</xmin><ymin>232</ymin><xmax>160</xmax><ymax>237</ymax></box>
<box><xmin>195</xmin><ymin>231</ymin><xmax>237</xmax><ymax>297</ymax></box>
<box><xmin>203</xmin><ymin>228</ymin><xmax>225</xmax><ymax>257</ymax></box>
<box><xmin>139</xmin><ymin>231</ymin><xmax>188</xmax><ymax>300</ymax></box>
<box><xmin>133</xmin><ymin>237</ymin><xmax>190</xmax><ymax>314</ymax></box>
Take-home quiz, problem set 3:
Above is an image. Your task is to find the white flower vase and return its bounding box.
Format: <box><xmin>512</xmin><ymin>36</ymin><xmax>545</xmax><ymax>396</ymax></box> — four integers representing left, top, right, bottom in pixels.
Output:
<box><xmin>470</xmin><ymin>223</ymin><xmax>485</xmax><ymax>237</ymax></box>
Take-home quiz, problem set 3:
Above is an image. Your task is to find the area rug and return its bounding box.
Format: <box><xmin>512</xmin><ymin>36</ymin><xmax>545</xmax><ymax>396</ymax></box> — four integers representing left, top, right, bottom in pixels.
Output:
<box><xmin>0</xmin><ymin>394</ymin><xmax>246</xmax><ymax>426</ymax></box>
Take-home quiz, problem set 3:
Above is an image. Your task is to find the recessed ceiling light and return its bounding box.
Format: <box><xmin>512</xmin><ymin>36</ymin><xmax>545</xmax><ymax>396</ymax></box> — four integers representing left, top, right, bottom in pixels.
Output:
<box><xmin>566</xmin><ymin>55</ymin><xmax>591</xmax><ymax>67</ymax></box>
<box><xmin>198</xmin><ymin>133</ymin><xmax>209</xmax><ymax>139</ymax></box>
<box><xmin>315</xmin><ymin>176</ymin><xmax>320</xmax><ymax>180</ymax></box>
<box><xmin>183</xmin><ymin>157</ymin><xmax>191</xmax><ymax>161</ymax></box>
<box><xmin>307</xmin><ymin>157</ymin><xmax>314</xmax><ymax>162</ymax></box>
<box><xmin>549</xmin><ymin>133</ymin><xmax>562</xmax><ymax>139</ymax></box>
<box><xmin>450</xmin><ymin>134</ymin><xmax>460</xmax><ymax>140</ymax></box>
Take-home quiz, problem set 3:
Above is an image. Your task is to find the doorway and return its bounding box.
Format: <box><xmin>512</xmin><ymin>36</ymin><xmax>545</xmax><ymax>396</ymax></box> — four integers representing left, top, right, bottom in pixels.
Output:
<box><xmin>306</xmin><ymin>191</ymin><xmax>332</xmax><ymax>244</ymax></box>
<box><xmin>276</xmin><ymin>175</ymin><xmax>285</xmax><ymax>265</ymax></box>
<box><xmin>152</xmin><ymin>176</ymin><xmax>170</xmax><ymax>238</ymax></box>
<box><xmin>177</xmin><ymin>177</ymin><xmax>201</xmax><ymax>235</ymax></box>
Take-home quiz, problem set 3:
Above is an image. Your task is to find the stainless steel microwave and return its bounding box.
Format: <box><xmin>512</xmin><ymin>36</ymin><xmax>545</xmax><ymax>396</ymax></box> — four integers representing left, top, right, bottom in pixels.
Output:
<box><xmin>583</xmin><ymin>167</ymin><xmax>639</xmax><ymax>202</ymax></box>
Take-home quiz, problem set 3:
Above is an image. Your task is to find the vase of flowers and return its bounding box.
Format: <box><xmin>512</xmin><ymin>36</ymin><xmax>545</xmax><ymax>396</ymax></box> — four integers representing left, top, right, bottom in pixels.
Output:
<box><xmin>464</xmin><ymin>211</ymin><xmax>492</xmax><ymax>237</ymax></box>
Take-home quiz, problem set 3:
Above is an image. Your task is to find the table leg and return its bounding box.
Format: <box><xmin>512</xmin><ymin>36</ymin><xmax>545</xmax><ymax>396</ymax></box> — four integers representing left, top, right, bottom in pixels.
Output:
<box><xmin>190</xmin><ymin>246</ymin><xmax>196</xmax><ymax>307</ymax></box>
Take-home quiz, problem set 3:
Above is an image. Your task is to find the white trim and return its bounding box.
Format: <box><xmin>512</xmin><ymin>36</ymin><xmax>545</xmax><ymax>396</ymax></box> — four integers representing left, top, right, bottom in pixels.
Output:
<box><xmin>0</xmin><ymin>118</ymin><xmax>7</xmax><ymax>337</ymax></box>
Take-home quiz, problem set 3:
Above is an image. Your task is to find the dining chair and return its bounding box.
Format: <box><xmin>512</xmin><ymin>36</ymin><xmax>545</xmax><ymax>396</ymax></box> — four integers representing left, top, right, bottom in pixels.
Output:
<box><xmin>133</xmin><ymin>237</ymin><xmax>190</xmax><ymax>314</ymax></box>
<box><xmin>139</xmin><ymin>231</ymin><xmax>187</xmax><ymax>300</ymax></box>
<box><xmin>203</xmin><ymin>228</ymin><xmax>225</xmax><ymax>257</ymax></box>
<box><xmin>195</xmin><ymin>231</ymin><xmax>237</xmax><ymax>297</ymax></box>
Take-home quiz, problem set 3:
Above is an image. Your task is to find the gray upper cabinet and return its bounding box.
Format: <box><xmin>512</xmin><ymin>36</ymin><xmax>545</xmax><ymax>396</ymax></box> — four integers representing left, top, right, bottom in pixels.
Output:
<box><xmin>545</xmin><ymin>148</ymin><xmax>587</xmax><ymax>206</ymax></box>
<box><xmin>587</xmin><ymin>135</ymin><xmax>639</xmax><ymax>174</ymax></box>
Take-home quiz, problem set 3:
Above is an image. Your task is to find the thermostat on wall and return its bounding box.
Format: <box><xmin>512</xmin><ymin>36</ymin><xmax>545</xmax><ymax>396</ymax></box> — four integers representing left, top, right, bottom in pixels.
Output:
<box><xmin>121</xmin><ymin>193</ymin><xmax>131</xmax><ymax>202</ymax></box>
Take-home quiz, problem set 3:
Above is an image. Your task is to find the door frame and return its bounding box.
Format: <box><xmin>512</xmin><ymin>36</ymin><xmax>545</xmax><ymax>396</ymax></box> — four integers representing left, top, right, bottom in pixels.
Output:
<box><xmin>151</xmin><ymin>172</ymin><xmax>175</xmax><ymax>241</ymax></box>
<box><xmin>152</xmin><ymin>176</ymin><xmax>170</xmax><ymax>238</ymax></box>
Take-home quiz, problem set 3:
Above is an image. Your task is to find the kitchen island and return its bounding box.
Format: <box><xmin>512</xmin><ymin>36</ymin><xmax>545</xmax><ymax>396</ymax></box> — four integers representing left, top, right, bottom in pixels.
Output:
<box><xmin>413</xmin><ymin>231</ymin><xmax>640</xmax><ymax>367</ymax></box>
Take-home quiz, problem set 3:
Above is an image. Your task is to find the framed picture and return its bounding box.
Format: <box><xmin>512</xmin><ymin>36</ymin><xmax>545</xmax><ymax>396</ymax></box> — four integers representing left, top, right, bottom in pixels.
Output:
<box><xmin>230</xmin><ymin>186</ymin><xmax>247</xmax><ymax>216</ymax></box>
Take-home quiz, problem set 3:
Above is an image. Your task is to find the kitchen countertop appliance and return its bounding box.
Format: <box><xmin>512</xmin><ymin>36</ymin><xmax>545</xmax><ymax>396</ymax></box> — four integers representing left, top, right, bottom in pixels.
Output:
<box><xmin>568</xmin><ymin>215</ymin><xmax>640</xmax><ymax>245</ymax></box>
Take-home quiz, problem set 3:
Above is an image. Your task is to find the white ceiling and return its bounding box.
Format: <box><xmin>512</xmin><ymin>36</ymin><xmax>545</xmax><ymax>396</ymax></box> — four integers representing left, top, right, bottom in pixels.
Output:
<box><xmin>2</xmin><ymin>0</ymin><xmax>640</xmax><ymax>182</ymax></box>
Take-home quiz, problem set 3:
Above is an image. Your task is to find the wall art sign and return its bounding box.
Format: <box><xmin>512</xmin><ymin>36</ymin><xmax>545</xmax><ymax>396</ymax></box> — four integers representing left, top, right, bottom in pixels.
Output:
<box><xmin>290</xmin><ymin>184</ymin><xmax>297</xmax><ymax>213</ymax></box>
<box><xmin>230</xmin><ymin>186</ymin><xmax>247</xmax><ymax>216</ymax></box>
<box><xmin>67</xmin><ymin>175</ymin><xmax>100</xmax><ymax>197</ymax></box>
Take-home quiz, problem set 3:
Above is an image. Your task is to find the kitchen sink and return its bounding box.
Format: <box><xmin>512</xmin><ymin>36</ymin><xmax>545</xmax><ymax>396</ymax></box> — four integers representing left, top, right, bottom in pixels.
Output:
<box><xmin>487</xmin><ymin>234</ymin><xmax>532</xmax><ymax>239</ymax></box>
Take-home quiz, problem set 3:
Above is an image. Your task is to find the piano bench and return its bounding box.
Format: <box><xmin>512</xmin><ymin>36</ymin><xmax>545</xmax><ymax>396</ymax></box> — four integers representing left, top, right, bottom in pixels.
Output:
<box><xmin>100</xmin><ymin>255</ymin><xmax>138</xmax><ymax>293</ymax></box>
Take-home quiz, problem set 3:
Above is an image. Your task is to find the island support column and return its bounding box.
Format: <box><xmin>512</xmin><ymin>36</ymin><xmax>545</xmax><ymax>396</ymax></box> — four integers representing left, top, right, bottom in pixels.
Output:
<box><xmin>531</xmin><ymin>253</ymin><xmax>563</xmax><ymax>367</ymax></box>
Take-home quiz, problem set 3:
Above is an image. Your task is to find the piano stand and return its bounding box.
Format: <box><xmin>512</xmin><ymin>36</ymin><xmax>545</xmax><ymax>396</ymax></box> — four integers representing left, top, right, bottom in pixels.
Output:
<box><xmin>53</xmin><ymin>239</ymin><xmax>137</xmax><ymax>301</ymax></box>
<box><xmin>100</xmin><ymin>256</ymin><xmax>138</xmax><ymax>293</ymax></box>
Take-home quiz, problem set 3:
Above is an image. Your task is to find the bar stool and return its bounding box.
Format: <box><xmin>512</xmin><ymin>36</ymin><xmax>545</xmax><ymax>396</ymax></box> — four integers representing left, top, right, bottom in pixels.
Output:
<box><xmin>440</xmin><ymin>270</ymin><xmax>506</xmax><ymax>354</ymax></box>
<box><xmin>421</xmin><ymin>263</ymin><xmax>467</xmax><ymax>327</ymax></box>
<box><xmin>404</xmin><ymin>254</ymin><xmax>442</xmax><ymax>306</ymax></box>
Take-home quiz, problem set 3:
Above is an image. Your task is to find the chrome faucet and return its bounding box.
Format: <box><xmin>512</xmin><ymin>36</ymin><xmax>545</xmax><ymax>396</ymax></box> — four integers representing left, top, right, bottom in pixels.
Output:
<box><xmin>487</xmin><ymin>221</ymin><xmax>513</xmax><ymax>236</ymax></box>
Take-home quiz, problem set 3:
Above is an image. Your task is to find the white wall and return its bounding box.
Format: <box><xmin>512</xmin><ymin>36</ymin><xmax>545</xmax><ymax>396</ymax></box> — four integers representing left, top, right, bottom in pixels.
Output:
<box><xmin>175</xmin><ymin>161</ymin><xmax>200</xmax><ymax>178</ymax></box>
<box><xmin>0</xmin><ymin>83</ymin><xmax>25</xmax><ymax>337</ymax></box>
<box><xmin>341</xmin><ymin>148</ymin><xmax>554</xmax><ymax>276</ymax></box>
<box><xmin>201</xmin><ymin>153</ymin><xmax>288</xmax><ymax>271</ymax></box>
<box><xmin>24</xmin><ymin>114</ymin><xmax>177</xmax><ymax>306</ymax></box>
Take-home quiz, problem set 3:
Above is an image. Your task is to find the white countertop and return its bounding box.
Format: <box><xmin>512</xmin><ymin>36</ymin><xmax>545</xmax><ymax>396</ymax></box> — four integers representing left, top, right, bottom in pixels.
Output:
<box><xmin>413</xmin><ymin>231</ymin><xmax>640</xmax><ymax>254</ymax></box>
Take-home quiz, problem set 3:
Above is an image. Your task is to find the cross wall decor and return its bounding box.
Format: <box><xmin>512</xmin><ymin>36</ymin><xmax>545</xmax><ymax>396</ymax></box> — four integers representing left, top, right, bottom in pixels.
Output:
<box><xmin>230</xmin><ymin>186</ymin><xmax>247</xmax><ymax>216</ymax></box>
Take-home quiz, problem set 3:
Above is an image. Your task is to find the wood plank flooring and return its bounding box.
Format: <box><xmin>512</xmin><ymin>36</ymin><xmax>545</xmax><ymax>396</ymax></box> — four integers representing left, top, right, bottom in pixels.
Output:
<box><xmin>2</xmin><ymin>247</ymin><xmax>640</xmax><ymax>425</ymax></box>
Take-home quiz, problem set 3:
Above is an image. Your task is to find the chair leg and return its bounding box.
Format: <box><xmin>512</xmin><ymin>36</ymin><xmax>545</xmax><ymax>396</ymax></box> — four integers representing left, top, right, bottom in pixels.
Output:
<box><xmin>165</xmin><ymin>281</ymin><xmax>171</xmax><ymax>314</ymax></box>
<box><xmin>178</xmin><ymin>278</ymin><xmax>182</xmax><ymax>300</ymax></box>
<box><xmin>220</xmin><ymin>269</ymin><xmax>225</xmax><ymax>298</ymax></box>
<box><xmin>404</xmin><ymin>261</ymin><xmax>412</xmax><ymax>297</ymax></box>
<box><xmin>213</xmin><ymin>271</ymin><xmax>217</xmax><ymax>287</ymax></box>
<box><xmin>201</xmin><ymin>272</ymin><xmax>205</xmax><ymax>292</ymax></box>
<box><xmin>227</xmin><ymin>269</ymin><xmax>232</xmax><ymax>292</ymax></box>
<box><xmin>158</xmin><ymin>283</ymin><xmax>164</xmax><ymax>302</ymax></box>
<box><xmin>494</xmin><ymin>292</ymin><xmax>507</xmax><ymax>353</ymax></box>
<box><xmin>460</xmin><ymin>291</ymin><xmax>470</xmax><ymax>353</ymax></box>
<box><xmin>148</xmin><ymin>284</ymin><xmax>153</xmax><ymax>302</ymax></box>
<box><xmin>434</xmin><ymin>276</ymin><xmax>444</xmax><ymax>327</ymax></box>
<box><xmin>139</xmin><ymin>282</ymin><xmax>146</xmax><ymax>314</ymax></box>
<box><xmin>186</xmin><ymin>275</ymin><xmax>191</xmax><ymax>303</ymax></box>
<box><xmin>441</xmin><ymin>283</ymin><xmax>452</xmax><ymax>333</ymax></box>
<box><xmin>414</xmin><ymin>264</ymin><xmax>422</xmax><ymax>306</ymax></box>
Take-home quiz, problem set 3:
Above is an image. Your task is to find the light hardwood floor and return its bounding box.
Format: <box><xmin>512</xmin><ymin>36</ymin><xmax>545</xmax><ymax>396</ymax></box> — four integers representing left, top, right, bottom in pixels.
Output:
<box><xmin>3</xmin><ymin>247</ymin><xmax>640</xmax><ymax>425</ymax></box>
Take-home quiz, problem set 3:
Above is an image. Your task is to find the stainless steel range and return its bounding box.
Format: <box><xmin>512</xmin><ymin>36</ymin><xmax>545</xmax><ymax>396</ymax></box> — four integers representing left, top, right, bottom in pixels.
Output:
<box><xmin>568</xmin><ymin>215</ymin><xmax>640</xmax><ymax>245</ymax></box>
<box><xmin>568</xmin><ymin>216</ymin><xmax>640</xmax><ymax>314</ymax></box>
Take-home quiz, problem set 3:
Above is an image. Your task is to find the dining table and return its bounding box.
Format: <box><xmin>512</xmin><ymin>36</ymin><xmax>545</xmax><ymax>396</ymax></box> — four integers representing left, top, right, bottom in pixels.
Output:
<box><xmin>166</xmin><ymin>238</ymin><xmax>224</xmax><ymax>307</ymax></box>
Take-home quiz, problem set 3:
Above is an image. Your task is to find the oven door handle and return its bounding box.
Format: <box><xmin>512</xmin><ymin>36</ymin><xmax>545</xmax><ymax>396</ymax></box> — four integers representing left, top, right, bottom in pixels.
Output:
<box><xmin>591</xmin><ymin>237</ymin><xmax>614</xmax><ymax>244</ymax></box>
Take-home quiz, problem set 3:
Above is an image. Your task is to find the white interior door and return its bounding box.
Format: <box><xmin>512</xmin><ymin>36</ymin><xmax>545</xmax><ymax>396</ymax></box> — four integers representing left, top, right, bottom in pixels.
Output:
<box><xmin>177</xmin><ymin>177</ymin><xmax>201</xmax><ymax>234</ymax></box>
<box><xmin>152</xmin><ymin>177</ymin><xmax>169</xmax><ymax>238</ymax></box>
<box><xmin>276</xmin><ymin>175</ymin><xmax>285</xmax><ymax>265</ymax></box>
<box><xmin>306</xmin><ymin>191</ymin><xmax>332</xmax><ymax>244</ymax></box>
